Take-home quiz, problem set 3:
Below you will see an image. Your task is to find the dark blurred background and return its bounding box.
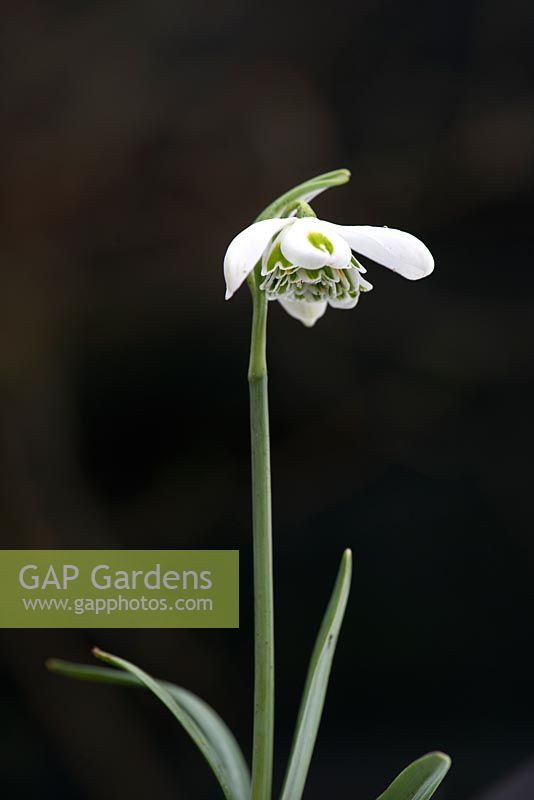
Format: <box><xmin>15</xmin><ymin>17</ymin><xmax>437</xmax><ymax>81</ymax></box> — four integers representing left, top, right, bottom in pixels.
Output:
<box><xmin>1</xmin><ymin>1</ymin><xmax>533</xmax><ymax>798</ymax></box>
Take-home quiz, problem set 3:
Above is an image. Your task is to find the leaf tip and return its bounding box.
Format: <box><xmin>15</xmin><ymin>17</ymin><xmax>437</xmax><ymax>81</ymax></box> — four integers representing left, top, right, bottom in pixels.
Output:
<box><xmin>433</xmin><ymin>751</ymin><xmax>452</xmax><ymax>769</ymax></box>
<box><xmin>328</xmin><ymin>168</ymin><xmax>351</xmax><ymax>186</ymax></box>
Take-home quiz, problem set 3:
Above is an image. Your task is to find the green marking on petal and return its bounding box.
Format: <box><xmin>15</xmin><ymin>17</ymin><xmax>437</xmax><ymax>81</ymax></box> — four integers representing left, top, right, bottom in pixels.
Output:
<box><xmin>338</xmin><ymin>270</ymin><xmax>350</xmax><ymax>289</ymax></box>
<box><xmin>259</xmin><ymin>255</ymin><xmax>370</xmax><ymax>308</ymax></box>
<box><xmin>307</xmin><ymin>231</ymin><xmax>334</xmax><ymax>256</ymax></box>
<box><xmin>265</xmin><ymin>241</ymin><xmax>293</xmax><ymax>273</ymax></box>
<box><xmin>323</xmin><ymin>267</ymin><xmax>337</xmax><ymax>282</ymax></box>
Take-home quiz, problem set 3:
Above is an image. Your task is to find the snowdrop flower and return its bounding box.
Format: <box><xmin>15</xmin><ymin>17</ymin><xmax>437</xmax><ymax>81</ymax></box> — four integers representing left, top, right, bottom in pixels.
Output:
<box><xmin>224</xmin><ymin>216</ymin><xmax>434</xmax><ymax>327</ymax></box>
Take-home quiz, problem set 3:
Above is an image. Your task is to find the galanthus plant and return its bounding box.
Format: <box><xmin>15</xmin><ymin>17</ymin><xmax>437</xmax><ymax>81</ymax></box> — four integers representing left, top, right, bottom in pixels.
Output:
<box><xmin>48</xmin><ymin>170</ymin><xmax>450</xmax><ymax>800</ymax></box>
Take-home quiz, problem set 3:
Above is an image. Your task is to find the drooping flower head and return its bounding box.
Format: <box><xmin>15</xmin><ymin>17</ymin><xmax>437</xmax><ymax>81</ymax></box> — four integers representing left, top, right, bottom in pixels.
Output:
<box><xmin>224</xmin><ymin>196</ymin><xmax>434</xmax><ymax>327</ymax></box>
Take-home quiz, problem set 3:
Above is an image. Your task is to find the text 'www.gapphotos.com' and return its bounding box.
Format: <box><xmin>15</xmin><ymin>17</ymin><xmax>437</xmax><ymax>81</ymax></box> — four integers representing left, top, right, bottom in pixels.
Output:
<box><xmin>21</xmin><ymin>595</ymin><xmax>214</xmax><ymax>615</ymax></box>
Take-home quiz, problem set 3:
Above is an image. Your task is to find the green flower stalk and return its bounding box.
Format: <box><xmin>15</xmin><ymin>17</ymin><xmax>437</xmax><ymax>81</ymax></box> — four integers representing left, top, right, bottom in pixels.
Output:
<box><xmin>248</xmin><ymin>285</ymin><xmax>274</xmax><ymax>800</ymax></box>
<box><xmin>48</xmin><ymin>169</ymin><xmax>450</xmax><ymax>800</ymax></box>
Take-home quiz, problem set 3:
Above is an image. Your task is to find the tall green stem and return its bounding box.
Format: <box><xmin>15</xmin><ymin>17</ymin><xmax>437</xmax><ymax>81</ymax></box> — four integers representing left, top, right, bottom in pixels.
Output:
<box><xmin>244</xmin><ymin>169</ymin><xmax>350</xmax><ymax>800</ymax></box>
<box><xmin>248</xmin><ymin>286</ymin><xmax>274</xmax><ymax>800</ymax></box>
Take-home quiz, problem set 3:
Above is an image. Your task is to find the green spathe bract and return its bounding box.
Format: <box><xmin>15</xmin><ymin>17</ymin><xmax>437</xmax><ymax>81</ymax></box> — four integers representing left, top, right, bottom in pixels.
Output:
<box><xmin>254</xmin><ymin>169</ymin><xmax>351</xmax><ymax>223</ymax></box>
<box><xmin>48</xmin><ymin>169</ymin><xmax>449</xmax><ymax>800</ymax></box>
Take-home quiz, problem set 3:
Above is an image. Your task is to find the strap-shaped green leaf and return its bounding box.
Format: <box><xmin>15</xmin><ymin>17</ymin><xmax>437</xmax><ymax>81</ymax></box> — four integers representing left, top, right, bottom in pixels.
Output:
<box><xmin>255</xmin><ymin>169</ymin><xmax>350</xmax><ymax>222</ymax></box>
<box><xmin>47</xmin><ymin>652</ymin><xmax>251</xmax><ymax>800</ymax></box>
<box><xmin>377</xmin><ymin>752</ymin><xmax>451</xmax><ymax>800</ymax></box>
<box><xmin>279</xmin><ymin>549</ymin><xmax>352</xmax><ymax>800</ymax></box>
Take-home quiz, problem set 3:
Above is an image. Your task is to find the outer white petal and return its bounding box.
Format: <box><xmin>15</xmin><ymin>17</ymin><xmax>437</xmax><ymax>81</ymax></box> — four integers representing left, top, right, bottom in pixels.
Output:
<box><xmin>279</xmin><ymin>218</ymin><xmax>352</xmax><ymax>269</ymax></box>
<box><xmin>328</xmin><ymin>224</ymin><xmax>434</xmax><ymax>280</ymax></box>
<box><xmin>277</xmin><ymin>297</ymin><xmax>328</xmax><ymax>327</ymax></box>
<box><xmin>224</xmin><ymin>218</ymin><xmax>293</xmax><ymax>299</ymax></box>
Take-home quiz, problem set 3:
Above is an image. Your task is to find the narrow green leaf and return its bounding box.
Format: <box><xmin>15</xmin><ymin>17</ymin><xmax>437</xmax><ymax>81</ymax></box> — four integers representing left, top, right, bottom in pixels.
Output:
<box><xmin>47</xmin><ymin>653</ymin><xmax>251</xmax><ymax>800</ymax></box>
<box><xmin>279</xmin><ymin>549</ymin><xmax>352</xmax><ymax>800</ymax></box>
<box><xmin>377</xmin><ymin>752</ymin><xmax>451</xmax><ymax>800</ymax></box>
<box><xmin>255</xmin><ymin>169</ymin><xmax>351</xmax><ymax>222</ymax></box>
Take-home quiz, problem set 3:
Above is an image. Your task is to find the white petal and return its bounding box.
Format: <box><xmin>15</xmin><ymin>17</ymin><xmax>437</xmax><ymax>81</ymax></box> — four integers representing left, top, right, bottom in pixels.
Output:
<box><xmin>328</xmin><ymin>224</ymin><xmax>434</xmax><ymax>280</ymax></box>
<box><xmin>328</xmin><ymin>294</ymin><xmax>360</xmax><ymax>309</ymax></box>
<box><xmin>277</xmin><ymin>297</ymin><xmax>328</xmax><ymax>327</ymax></box>
<box><xmin>224</xmin><ymin>218</ymin><xmax>293</xmax><ymax>299</ymax></box>
<box><xmin>279</xmin><ymin>218</ymin><xmax>352</xmax><ymax>269</ymax></box>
